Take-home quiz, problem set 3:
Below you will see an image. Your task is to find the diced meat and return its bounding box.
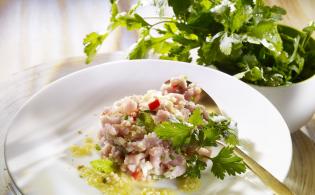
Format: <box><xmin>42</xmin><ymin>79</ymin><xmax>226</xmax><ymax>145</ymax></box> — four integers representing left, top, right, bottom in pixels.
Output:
<box><xmin>144</xmin><ymin>133</ymin><xmax>162</xmax><ymax>148</ymax></box>
<box><xmin>102</xmin><ymin>124</ymin><xmax>117</xmax><ymax>138</ymax></box>
<box><xmin>197</xmin><ymin>147</ymin><xmax>212</xmax><ymax>157</ymax></box>
<box><xmin>126</xmin><ymin>140</ymin><xmax>146</xmax><ymax>152</ymax></box>
<box><xmin>149</xmin><ymin>147</ymin><xmax>163</xmax><ymax>175</ymax></box>
<box><xmin>101</xmin><ymin>114</ymin><xmax>121</xmax><ymax>125</ymax></box>
<box><xmin>139</xmin><ymin>161</ymin><xmax>153</xmax><ymax>179</ymax></box>
<box><xmin>124</xmin><ymin>153</ymin><xmax>145</xmax><ymax>167</ymax></box>
<box><xmin>112</xmin><ymin>124</ymin><xmax>130</xmax><ymax>136</ymax></box>
<box><xmin>164</xmin><ymin>165</ymin><xmax>186</xmax><ymax>179</ymax></box>
<box><xmin>184</xmin><ymin>84</ymin><xmax>202</xmax><ymax>101</ymax></box>
<box><xmin>169</xmin><ymin>154</ymin><xmax>186</xmax><ymax>167</ymax></box>
<box><xmin>101</xmin><ymin>142</ymin><xmax>113</xmax><ymax>157</ymax></box>
<box><xmin>121</xmin><ymin>99</ymin><xmax>138</xmax><ymax>114</ymax></box>
<box><xmin>161</xmin><ymin>76</ymin><xmax>188</xmax><ymax>94</ymax></box>
<box><xmin>155</xmin><ymin>110</ymin><xmax>170</xmax><ymax>123</ymax></box>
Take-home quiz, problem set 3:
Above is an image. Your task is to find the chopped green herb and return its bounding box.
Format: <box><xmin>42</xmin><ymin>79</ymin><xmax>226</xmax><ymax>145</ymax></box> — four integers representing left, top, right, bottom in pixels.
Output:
<box><xmin>137</xmin><ymin>111</ymin><xmax>156</xmax><ymax>132</ymax></box>
<box><xmin>90</xmin><ymin>159</ymin><xmax>114</xmax><ymax>173</ymax></box>
<box><xmin>95</xmin><ymin>144</ymin><xmax>101</xmax><ymax>151</ymax></box>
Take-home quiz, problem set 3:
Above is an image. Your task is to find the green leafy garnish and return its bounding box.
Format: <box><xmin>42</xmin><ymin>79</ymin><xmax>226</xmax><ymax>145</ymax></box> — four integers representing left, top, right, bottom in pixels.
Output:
<box><xmin>90</xmin><ymin>159</ymin><xmax>114</xmax><ymax>173</ymax></box>
<box><xmin>83</xmin><ymin>0</ymin><xmax>149</xmax><ymax>63</ymax></box>
<box><xmin>211</xmin><ymin>147</ymin><xmax>246</xmax><ymax>179</ymax></box>
<box><xmin>83</xmin><ymin>32</ymin><xmax>108</xmax><ymax>64</ymax></box>
<box><xmin>154</xmin><ymin>121</ymin><xmax>192</xmax><ymax>148</ymax></box>
<box><xmin>84</xmin><ymin>0</ymin><xmax>315</xmax><ymax>86</ymax></box>
<box><xmin>153</xmin><ymin>108</ymin><xmax>246</xmax><ymax>179</ymax></box>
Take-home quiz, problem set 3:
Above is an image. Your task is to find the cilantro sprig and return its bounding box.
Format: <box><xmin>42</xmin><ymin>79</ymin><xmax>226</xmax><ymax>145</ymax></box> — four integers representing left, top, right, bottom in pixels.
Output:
<box><xmin>211</xmin><ymin>146</ymin><xmax>246</xmax><ymax>179</ymax></box>
<box><xmin>153</xmin><ymin>108</ymin><xmax>246</xmax><ymax>180</ymax></box>
<box><xmin>84</xmin><ymin>0</ymin><xmax>315</xmax><ymax>86</ymax></box>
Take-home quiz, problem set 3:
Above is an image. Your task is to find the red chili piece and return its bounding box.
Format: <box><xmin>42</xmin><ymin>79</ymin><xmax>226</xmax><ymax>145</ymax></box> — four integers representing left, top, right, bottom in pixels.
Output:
<box><xmin>148</xmin><ymin>99</ymin><xmax>160</xmax><ymax>111</ymax></box>
<box><xmin>131</xmin><ymin>169</ymin><xmax>142</xmax><ymax>180</ymax></box>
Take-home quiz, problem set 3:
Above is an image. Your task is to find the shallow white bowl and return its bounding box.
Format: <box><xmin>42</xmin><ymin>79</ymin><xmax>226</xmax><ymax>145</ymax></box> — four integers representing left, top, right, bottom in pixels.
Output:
<box><xmin>253</xmin><ymin>75</ymin><xmax>315</xmax><ymax>132</ymax></box>
<box><xmin>5</xmin><ymin>59</ymin><xmax>292</xmax><ymax>195</ymax></box>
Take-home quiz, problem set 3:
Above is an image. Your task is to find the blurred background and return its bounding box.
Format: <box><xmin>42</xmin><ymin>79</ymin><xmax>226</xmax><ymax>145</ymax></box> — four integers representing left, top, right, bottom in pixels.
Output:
<box><xmin>0</xmin><ymin>0</ymin><xmax>314</xmax><ymax>80</ymax></box>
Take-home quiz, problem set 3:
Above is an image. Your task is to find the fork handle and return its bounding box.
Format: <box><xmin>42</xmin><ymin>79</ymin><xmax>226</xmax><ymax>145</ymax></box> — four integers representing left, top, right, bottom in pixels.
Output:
<box><xmin>233</xmin><ymin>146</ymin><xmax>294</xmax><ymax>195</ymax></box>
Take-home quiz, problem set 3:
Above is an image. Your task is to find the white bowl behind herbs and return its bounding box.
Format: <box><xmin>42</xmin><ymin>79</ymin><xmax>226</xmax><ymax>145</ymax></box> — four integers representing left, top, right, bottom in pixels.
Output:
<box><xmin>253</xmin><ymin>75</ymin><xmax>315</xmax><ymax>132</ymax></box>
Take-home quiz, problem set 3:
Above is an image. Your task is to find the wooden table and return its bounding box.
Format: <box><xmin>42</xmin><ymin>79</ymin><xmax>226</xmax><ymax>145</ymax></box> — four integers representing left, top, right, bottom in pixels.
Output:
<box><xmin>0</xmin><ymin>0</ymin><xmax>315</xmax><ymax>194</ymax></box>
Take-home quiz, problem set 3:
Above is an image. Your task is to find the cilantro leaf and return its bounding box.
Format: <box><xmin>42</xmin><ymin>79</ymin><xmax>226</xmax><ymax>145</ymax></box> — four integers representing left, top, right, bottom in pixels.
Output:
<box><xmin>154</xmin><ymin>121</ymin><xmax>192</xmax><ymax>148</ymax></box>
<box><xmin>303</xmin><ymin>21</ymin><xmax>315</xmax><ymax>34</ymax></box>
<box><xmin>230</xmin><ymin>2</ymin><xmax>253</xmax><ymax>32</ymax></box>
<box><xmin>247</xmin><ymin>22</ymin><xmax>283</xmax><ymax>56</ymax></box>
<box><xmin>137</xmin><ymin>111</ymin><xmax>156</xmax><ymax>132</ymax></box>
<box><xmin>252</xmin><ymin>0</ymin><xmax>286</xmax><ymax>24</ymax></box>
<box><xmin>188</xmin><ymin>108</ymin><xmax>205</xmax><ymax>126</ymax></box>
<box><xmin>211</xmin><ymin>147</ymin><xmax>246</xmax><ymax>180</ymax></box>
<box><xmin>202</xmin><ymin>125</ymin><xmax>220</xmax><ymax>146</ymax></box>
<box><xmin>223</xmin><ymin>128</ymin><xmax>239</xmax><ymax>146</ymax></box>
<box><xmin>128</xmin><ymin>28</ymin><xmax>151</xmax><ymax>59</ymax></box>
<box><xmin>114</xmin><ymin>13</ymin><xmax>150</xmax><ymax>31</ymax></box>
<box><xmin>244</xmin><ymin>66</ymin><xmax>264</xmax><ymax>82</ymax></box>
<box><xmin>185</xmin><ymin>154</ymin><xmax>207</xmax><ymax>178</ymax></box>
<box><xmin>83</xmin><ymin>32</ymin><xmax>108</xmax><ymax>64</ymax></box>
<box><xmin>90</xmin><ymin>159</ymin><xmax>114</xmax><ymax>173</ymax></box>
<box><xmin>207</xmin><ymin>115</ymin><xmax>239</xmax><ymax>146</ymax></box>
<box><xmin>219</xmin><ymin>33</ymin><xmax>240</xmax><ymax>55</ymax></box>
<box><xmin>302</xmin><ymin>21</ymin><xmax>315</xmax><ymax>48</ymax></box>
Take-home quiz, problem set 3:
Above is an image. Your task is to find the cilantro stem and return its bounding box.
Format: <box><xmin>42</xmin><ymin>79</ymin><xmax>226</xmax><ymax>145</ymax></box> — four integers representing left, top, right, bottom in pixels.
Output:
<box><xmin>150</xmin><ymin>20</ymin><xmax>175</xmax><ymax>28</ymax></box>
<box><xmin>143</xmin><ymin>16</ymin><xmax>173</xmax><ymax>20</ymax></box>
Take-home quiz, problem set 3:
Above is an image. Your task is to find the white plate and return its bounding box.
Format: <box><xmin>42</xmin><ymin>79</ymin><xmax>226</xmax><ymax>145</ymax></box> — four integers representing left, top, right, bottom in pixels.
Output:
<box><xmin>5</xmin><ymin>60</ymin><xmax>292</xmax><ymax>195</ymax></box>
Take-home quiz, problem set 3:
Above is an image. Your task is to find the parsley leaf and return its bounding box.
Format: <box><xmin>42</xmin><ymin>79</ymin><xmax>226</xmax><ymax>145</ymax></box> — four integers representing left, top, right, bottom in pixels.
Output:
<box><xmin>137</xmin><ymin>111</ymin><xmax>156</xmax><ymax>132</ymax></box>
<box><xmin>154</xmin><ymin>121</ymin><xmax>192</xmax><ymax>148</ymax></box>
<box><xmin>211</xmin><ymin>146</ymin><xmax>246</xmax><ymax>179</ymax></box>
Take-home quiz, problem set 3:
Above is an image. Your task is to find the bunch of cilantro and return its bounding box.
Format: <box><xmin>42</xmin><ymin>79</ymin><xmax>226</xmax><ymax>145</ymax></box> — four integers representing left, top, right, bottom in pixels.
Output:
<box><xmin>138</xmin><ymin>109</ymin><xmax>246</xmax><ymax>180</ymax></box>
<box><xmin>83</xmin><ymin>0</ymin><xmax>315</xmax><ymax>86</ymax></box>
